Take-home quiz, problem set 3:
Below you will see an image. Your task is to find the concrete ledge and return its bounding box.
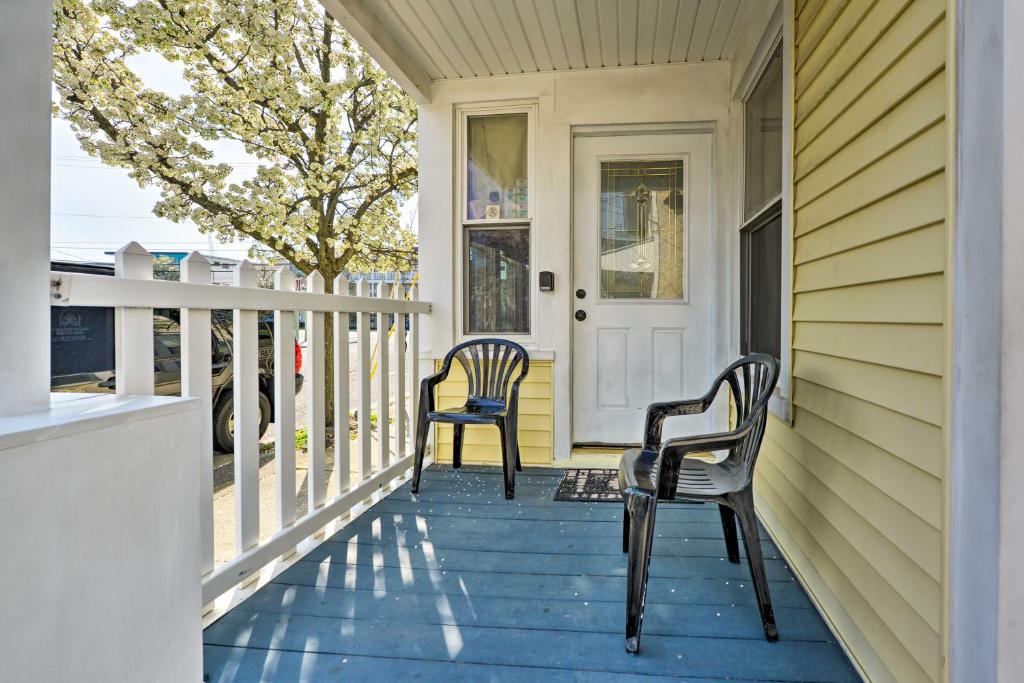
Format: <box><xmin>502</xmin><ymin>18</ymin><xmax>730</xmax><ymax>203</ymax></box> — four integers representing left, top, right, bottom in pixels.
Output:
<box><xmin>0</xmin><ymin>392</ymin><xmax>198</xmax><ymax>452</ymax></box>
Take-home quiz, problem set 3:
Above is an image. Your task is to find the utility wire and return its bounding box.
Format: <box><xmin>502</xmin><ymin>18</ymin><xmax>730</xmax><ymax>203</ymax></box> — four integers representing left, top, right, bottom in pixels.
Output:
<box><xmin>53</xmin><ymin>211</ymin><xmax>174</xmax><ymax>219</ymax></box>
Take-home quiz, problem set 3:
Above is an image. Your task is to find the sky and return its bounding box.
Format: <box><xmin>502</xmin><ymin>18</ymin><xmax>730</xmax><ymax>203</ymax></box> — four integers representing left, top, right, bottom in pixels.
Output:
<box><xmin>50</xmin><ymin>52</ymin><xmax>417</xmax><ymax>265</ymax></box>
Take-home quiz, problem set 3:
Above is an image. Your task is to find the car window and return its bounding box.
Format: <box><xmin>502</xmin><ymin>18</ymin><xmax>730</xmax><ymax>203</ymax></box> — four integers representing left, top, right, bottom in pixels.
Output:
<box><xmin>258</xmin><ymin>316</ymin><xmax>273</xmax><ymax>343</ymax></box>
<box><xmin>154</xmin><ymin>313</ymin><xmax>181</xmax><ymax>372</ymax></box>
<box><xmin>212</xmin><ymin>310</ymin><xmax>274</xmax><ymax>345</ymax></box>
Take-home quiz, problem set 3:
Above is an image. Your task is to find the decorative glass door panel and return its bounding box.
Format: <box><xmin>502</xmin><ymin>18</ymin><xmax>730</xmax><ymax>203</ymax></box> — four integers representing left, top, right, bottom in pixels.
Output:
<box><xmin>599</xmin><ymin>160</ymin><xmax>686</xmax><ymax>300</ymax></box>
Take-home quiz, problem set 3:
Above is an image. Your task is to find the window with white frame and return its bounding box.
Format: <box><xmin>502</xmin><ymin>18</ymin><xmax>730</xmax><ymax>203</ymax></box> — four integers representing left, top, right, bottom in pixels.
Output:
<box><xmin>740</xmin><ymin>43</ymin><xmax>783</xmax><ymax>359</ymax></box>
<box><xmin>462</xmin><ymin>111</ymin><xmax>531</xmax><ymax>335</ymax></box>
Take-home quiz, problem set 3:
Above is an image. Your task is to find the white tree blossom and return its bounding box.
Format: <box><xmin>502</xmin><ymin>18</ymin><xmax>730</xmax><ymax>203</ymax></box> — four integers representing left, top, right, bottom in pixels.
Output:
<box><xmin>53</xmin><ymin>0</ymin><xmax>418</xmax><ymax>281</ymax></box>
<box><xmin>53</xmin><ymin>0</ymin><xmax>418</xmax><ymax>425</ymax></box>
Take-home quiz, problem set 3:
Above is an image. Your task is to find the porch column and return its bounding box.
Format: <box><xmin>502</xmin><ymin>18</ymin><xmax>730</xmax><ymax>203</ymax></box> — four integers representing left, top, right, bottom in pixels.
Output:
<box><xmin>999</xmin><ymin>0</ymin><xmax>1024</xmax><ymax>678</ymax></box>
<box><xmin>0</xmin><ymin>0</ymin><xmax>52</xmax><ymax>416</ymax></box>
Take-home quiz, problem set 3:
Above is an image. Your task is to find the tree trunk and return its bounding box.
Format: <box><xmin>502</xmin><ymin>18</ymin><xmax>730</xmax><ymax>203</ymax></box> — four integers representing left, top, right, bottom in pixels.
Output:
<box><xmin>322</xmin><ymin>272</ymin><xmax>336</xmax><ymax>435</ymax></box>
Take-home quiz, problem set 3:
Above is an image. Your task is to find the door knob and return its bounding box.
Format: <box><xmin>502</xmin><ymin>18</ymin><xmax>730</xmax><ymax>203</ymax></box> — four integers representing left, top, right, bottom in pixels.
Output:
<box><xmin>575</xmin><ymin>288</ymin><xmax>586</xmax><ymax>299</ymax></box>
<box><xmin>574</xmin><ymin>309</ymin><xmax>587</xmax><ymax>321</ymax></box>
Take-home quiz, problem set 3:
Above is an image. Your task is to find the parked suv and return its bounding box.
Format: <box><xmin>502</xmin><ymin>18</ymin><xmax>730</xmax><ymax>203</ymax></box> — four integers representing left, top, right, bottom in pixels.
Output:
<box><xmin>50</xmin><ymin>261</ymin><xmax>304</xmax><ymax>452</ymax></box>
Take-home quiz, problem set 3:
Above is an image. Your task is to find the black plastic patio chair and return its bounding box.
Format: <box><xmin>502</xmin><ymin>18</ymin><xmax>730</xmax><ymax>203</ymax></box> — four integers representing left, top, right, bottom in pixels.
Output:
<box><xmin>619</xmin><ymin>353</ymin><xmax>779</xmax><ymax>654</ymax></box>
<box><xmin>411</xmin><ymin>339</ymin><xmax>529</xmax><ymax>499</ymax></box>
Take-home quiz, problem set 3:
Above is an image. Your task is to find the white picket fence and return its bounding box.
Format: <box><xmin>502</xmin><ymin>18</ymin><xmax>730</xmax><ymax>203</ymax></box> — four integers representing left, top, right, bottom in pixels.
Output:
<box><xmin>49</xmin><ymin>242</ymin><xmax>430</xmax><ymax>606</ymax></box>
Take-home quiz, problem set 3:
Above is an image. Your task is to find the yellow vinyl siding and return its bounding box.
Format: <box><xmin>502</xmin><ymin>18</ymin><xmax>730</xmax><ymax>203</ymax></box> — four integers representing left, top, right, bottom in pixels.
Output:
<box><xmin>794</xmin><ymin>351</ymin><xmax>943</xmax><ymax>426</ymax></box>
<box><xmin>795</xmin><ymin>0</ymin><xmax>945</xmax><ymax>145</ymax></box>
<box><xmin>763</xmin><ymin>2</ymin><xmax>948</xmax><ymax>682</ymax></box>
<box><xmin>796</xmin><ymin>0</ymin><xmax>913</xmax><ymax>102</ymax></box>
<box><xmin>794</xmin><ymin>223</ymin><xmax>945</xmax><ymax>292</ymax></box>
<box><xmin>792</xmin><ymin>274</ymin><xmax>946</xmax><ymax>324</ymax></box>
<box><xmin>793</xmin><ymin>173</ymin><xmax>945</xmax><ymax>263</ymax></box>
<box><xmin>432</xmin><ymin>359</ymin><xmax>553</xmax><ymax>466</ymax></box>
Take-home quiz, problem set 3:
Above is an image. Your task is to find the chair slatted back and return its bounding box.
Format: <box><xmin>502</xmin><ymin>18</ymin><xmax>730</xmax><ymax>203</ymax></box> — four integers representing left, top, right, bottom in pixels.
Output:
<box><xmin>719</xmin><ymin>354</ymin><xmax>779</xmax><ymax>483</ymax></box>
<box><xmin>445</xmin><ymin>339</ymin><xmax>529</xmax><ymax>403</ymax></box>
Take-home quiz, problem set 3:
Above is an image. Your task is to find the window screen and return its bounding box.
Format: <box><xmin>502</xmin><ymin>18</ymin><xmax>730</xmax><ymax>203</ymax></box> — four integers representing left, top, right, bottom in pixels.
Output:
<box><xmin>740</xmin><ymin>201</ymin><xmax>782</xmax><ymax>358</ymax></box>
<box><xmin>464</xmin><ymin>226</ymin><xmax>530</xmax><ymax>334</ymax></box>
<box><xmin>740</xmin><ymin>43</ymin><xmax>783</xmax><ymax>359</ymax></box>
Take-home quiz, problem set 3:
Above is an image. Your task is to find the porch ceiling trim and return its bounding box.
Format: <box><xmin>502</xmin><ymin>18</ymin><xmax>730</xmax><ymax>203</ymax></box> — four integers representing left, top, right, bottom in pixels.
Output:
<box><xmin>322</xmin><ymin>0</ymin><xmax>752</xmax><ymax>103</ymax></box>
<box><xmin>321</xmin><ymin>0</ymin><xmax>433</xmax><ymax>103</ymax></box>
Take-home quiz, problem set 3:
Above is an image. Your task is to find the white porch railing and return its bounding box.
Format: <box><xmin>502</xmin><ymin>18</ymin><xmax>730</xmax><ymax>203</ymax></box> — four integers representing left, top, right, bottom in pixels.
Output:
<box><xmin>49</xmin><ymin>242</ymin><xmax>430</xmax><ymax>607</ymax></box>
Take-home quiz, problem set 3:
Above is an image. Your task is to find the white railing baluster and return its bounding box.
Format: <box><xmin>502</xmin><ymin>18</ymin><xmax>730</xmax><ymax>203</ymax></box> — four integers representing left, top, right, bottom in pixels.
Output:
<box><xmin>394</xmin><ymin>281</ymin><xmax>407</xmax><ymax>460</ymax></box>
<box><xmin>333</xmin><ymin>274</ymin><xmax>351</xmax><ymax>495</ymax></box>
<box><xmin>409</xmin><ymin>281</ymin><xmax>421</xmax><ymax>452</ymax></box>
<box><xmin>306</xmin><ymin>271</ymin><xmax>327</xmax><ymax>512</ymax></box>
<box><xmin>51</xmin><ymin>262</ymin><xmax>432</xmax><ymax>606</ymax></box>
<box><xmin>356</xmin><ymin>278</ymin><xmax>373</xmax><ymax>479</ymax></box>
<box><xmin>233</xmin><ymin>261</ymin><xmax>260</xmax><ymax>555</ymax></box>
<box><xmin>181</xmin><ymin>252</ymin><xmax>214</xmax><ymax>577</ymax></box>
<box><xmin>273</xmin><ymin>267</ymin><xmax>297</xmax><ymax>531</ymax></box>
<box><xmin>377</xmin><ymin>282</ymin><xmax>391</xmax><ymax>469</ymax></box>
<box><xmin>114</xmin><ymin>242</ymin><xmax>154</xmax><ymax>396</ymax></box>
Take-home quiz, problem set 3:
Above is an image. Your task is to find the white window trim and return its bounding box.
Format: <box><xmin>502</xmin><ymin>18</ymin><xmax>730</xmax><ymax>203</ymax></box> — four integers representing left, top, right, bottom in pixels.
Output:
<box><xmin>735</xmin><ymin>14</ymin><xmax>791</xmax><ymax>423</ymax></box>
<box><xmin>778</xmin><ymin>6</ymin><xmax>794</xmax><ymax>424</ymax></box>
<box><xmin>453</xmin><ymin>100</ymin><xmax>538</xmax><ymax>344</ymax></box>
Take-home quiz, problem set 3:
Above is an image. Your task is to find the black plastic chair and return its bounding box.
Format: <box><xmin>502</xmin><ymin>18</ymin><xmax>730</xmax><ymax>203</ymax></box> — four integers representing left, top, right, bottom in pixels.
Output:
<box><xmin>619</xmin><ymin>354</ymin><xmax>779</xmax><ymax>654</ymax></box>
<box><xmin>411</xmin><ymin>339</ymin><xmax>529</xmax><ymax>499</ymax></box>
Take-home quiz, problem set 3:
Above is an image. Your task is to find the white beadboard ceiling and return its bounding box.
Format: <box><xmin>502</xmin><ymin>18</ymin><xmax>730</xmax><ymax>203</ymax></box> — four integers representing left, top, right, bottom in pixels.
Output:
<box><xmin>326</xmin><ymin>0</ymin><xmax>750</xmax><ymax>97</ymax></box>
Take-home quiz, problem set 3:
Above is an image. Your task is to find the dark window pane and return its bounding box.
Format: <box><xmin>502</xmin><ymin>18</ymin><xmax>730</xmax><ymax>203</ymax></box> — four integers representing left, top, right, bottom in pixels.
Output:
<box><xmin>465</xmin><ymin>227</ymin><xmax>530</xmax><ymax>334</ymax></box>
<box><xmin>740</xmin><ymin>201</ymin><xmax>782</xmax><ymax>358</ymax></box>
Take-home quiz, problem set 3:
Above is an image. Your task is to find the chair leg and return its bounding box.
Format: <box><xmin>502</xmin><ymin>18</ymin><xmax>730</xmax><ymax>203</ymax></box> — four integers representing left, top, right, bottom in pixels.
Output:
<box><xmin>719</xmin><ymin>505</ymin><xmax>740</xmax><ymax>564</ymax></box>
<box><xmin>452</xmin><ymin>424</ymin><xmax>464</xmax><ymax>469</ymax></box>
<box><xmin>411</xmin><ymin>414</ymin><xmax>430</xmax><ymax>494</ymax></box>
<box><xmin>625</xmin><ymin>491</ymin><xmax>658</xmax><ymax>654</ymax></box>
<box><xmin>495</xmin><ymin>419</ymin><xmax>512</xmax><ymax>499</ymax></box>
<box><xmin>731</xmin><ymin>489</ymin><xmax>778</xmax><ymax>641</ymax></box>
<box><xmin>622</xmin><ymin>504</ymin><xmax>631</xmax><ymax>553</ymax></box>
<box><xmin>497</xmin><ymin>420</ymin><xmax>515</xmax><ymax>499</ymax></box>
<box><xmin>506</xmin><ymin>423</ymin><xmax>520</xmax><ymax>496</ymax></box>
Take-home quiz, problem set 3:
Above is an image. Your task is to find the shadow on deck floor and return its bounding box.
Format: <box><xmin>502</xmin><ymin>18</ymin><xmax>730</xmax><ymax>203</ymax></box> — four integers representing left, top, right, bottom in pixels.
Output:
<box><xmin>203</xmin><ymin>465</ymin><xmax>860</xmax><ymax>682</ymax></box>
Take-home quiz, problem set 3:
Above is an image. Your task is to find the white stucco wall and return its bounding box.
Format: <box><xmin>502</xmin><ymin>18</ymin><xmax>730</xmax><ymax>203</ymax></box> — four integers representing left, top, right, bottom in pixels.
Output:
<box><xmin>0</xmin><ymin>394</ymin><xmax>203</xmax><ymax>683</ymax></box>
<box><xmin>418</xmin><ymin>61</ymin><xmax>735</xmax><ymax>459</ymax></box>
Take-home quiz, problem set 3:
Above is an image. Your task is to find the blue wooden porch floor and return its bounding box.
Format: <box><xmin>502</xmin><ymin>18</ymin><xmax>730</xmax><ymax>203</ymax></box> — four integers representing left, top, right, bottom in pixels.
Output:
<box><xmin>203</xmin><ymin>466</ymin><xmax>860</xmax><ymax>682</ymax></box>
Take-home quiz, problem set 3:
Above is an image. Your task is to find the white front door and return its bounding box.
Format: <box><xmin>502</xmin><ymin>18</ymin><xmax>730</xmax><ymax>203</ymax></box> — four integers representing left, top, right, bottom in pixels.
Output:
<box><xmin>572</xmin><ymin>131</ymin><xmax>714</xmax><ymax>446</ymax></box>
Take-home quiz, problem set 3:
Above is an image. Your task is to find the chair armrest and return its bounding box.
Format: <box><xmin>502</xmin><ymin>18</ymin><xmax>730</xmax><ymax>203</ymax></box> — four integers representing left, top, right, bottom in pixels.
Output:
<box><xmin>619</xmin><ymin>448</ymin><xmax>659</xmax><ymax>496</ymax></box>
<box><xmin>653</xmin><ymin>426</ymin><xmax>751</xmax><ymax>499</ymax></box>
<box><xmin>642</xmin><ymin>394</ymin><xmax>715</xmax><ymax>450</ymax></box>
<box><xmin>417</xmin><ymin>367</ymin><xmax>451</xmax><ymax>415</ymax></box>
<box><xmin>661</xmin><ymin>429</ymin><xmax>747</xmax><ymax>458</ymax></box>
<box><xmin>504</xmin><ymin>374</ymin><xmax>528</xmax><ymax>425</ymax></box>
<box><xmin>420</xmin><ymin>369</ymin><xmax>449</xmax><ymax>389</ymax></box>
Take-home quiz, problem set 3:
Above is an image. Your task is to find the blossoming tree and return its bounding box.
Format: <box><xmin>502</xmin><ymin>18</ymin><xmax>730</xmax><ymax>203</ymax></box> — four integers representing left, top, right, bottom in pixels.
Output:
<box><xmin>53</xmin><ymin>0</ymin><xmax>418</xmax><ymax>429</ymax></box>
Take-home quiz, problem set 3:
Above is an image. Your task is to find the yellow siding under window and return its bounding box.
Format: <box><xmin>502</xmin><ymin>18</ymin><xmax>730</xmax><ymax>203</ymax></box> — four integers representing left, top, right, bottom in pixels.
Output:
<box><xmin>760</xmin><ymin>1</ymin><xmax>948</xmax><ymax>682</ymax></box>
<box><xmin>432</xmin><ymin>359</ymin><xmax>553</xmax><ymax>466</ymax></box>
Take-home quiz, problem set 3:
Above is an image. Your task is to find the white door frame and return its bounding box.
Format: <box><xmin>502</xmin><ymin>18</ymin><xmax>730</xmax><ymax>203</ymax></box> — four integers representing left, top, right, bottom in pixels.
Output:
<box><xmin>569</xmin><ymin>122</ymin><xmax>721</xmax><ymax>448</ymax></box>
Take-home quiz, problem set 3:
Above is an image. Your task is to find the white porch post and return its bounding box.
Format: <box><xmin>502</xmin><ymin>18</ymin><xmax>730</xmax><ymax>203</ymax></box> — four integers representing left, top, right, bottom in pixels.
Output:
<box><xmin>0</xmin><ymin>0</ymin><xmax>52</xmax><ymax>416</ymax></box>
<box><xmin>953</xmin><ymin>0</ymin><xmax>1024</xmax><ymax>680</ymax></box>
<box><xmin>998</xmin><ymin>1</ymin><xmax>1024</xmax><ymax>677</ymax></box>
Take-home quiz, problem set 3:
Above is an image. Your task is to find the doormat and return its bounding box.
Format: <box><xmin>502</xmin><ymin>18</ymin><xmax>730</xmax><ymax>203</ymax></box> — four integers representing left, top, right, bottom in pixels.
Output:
<box><xmin>553</xmin><ymin>468</ymin><xmax>622</xmax><ymax>502</ymax></box>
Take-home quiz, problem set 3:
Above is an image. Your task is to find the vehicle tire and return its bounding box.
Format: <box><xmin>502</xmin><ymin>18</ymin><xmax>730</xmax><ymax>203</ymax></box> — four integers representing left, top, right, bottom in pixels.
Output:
<box><xmin>213</xmin><ymin>391</ymin><xmax>272</xmax><ymax>453</ymax></box>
